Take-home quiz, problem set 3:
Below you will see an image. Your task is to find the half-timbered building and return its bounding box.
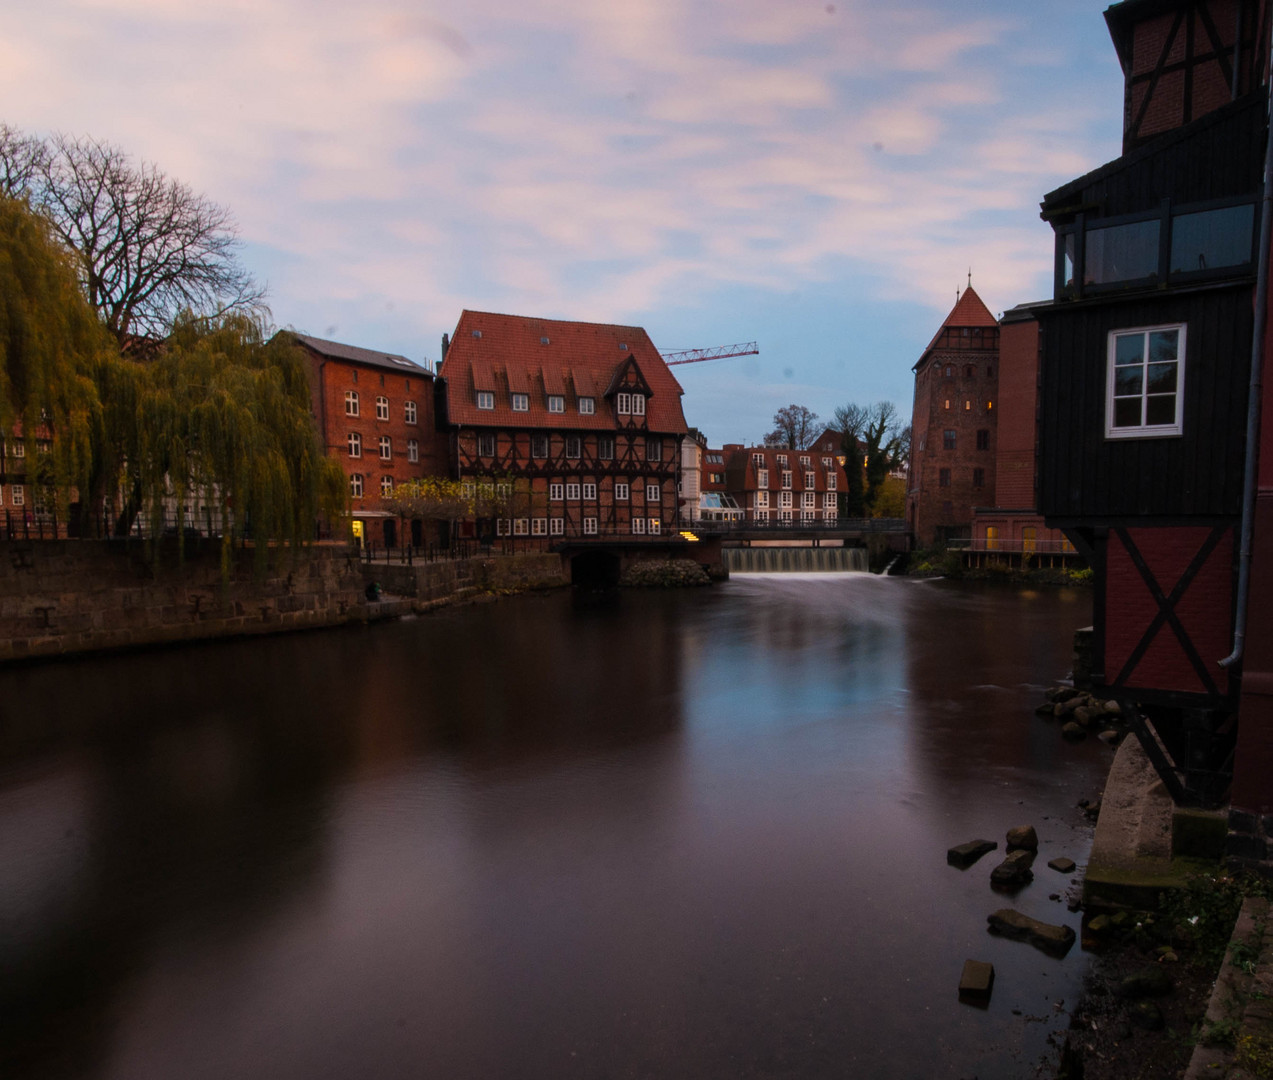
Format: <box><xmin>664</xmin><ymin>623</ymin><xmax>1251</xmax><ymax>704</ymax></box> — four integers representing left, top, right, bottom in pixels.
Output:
<box><xmin>437</xmin><ymin>311</ymin><xmax>690</xmax><ymax>541</ymax></box>
<box><xmin>1036</xmin><ymin>0</ymin><xmax>1270</xmax><ymax>808</ymax></box>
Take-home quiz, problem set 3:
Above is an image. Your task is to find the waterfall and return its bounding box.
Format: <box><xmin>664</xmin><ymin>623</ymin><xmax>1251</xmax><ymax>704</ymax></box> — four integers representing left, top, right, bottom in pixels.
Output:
<box><xmin>723</xmin><ymin>547</ymin><xmax>869</xmax><ymax>573</ymax></box>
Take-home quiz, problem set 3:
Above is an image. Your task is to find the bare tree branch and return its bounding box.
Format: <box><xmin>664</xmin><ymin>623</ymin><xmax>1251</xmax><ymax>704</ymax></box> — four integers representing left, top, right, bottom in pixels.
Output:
<box><xmin>765</xmin><ymin>404</ymin><xmax>820</xmax><ymax>450</ymax></box>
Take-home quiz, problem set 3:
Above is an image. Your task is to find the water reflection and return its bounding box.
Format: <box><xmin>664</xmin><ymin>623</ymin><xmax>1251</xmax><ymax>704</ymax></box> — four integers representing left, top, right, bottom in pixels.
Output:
<box><xmin>0</xmin><ymin>576</ymin><xmax>1102</xmax><ymax>1080</ymax></box>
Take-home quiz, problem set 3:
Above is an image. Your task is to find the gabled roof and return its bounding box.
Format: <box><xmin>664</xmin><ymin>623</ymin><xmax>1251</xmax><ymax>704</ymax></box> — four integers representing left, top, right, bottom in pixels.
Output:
<box><xmin>440</xmin><ymin>310</ymin><xmax>689</xmax><ymax>433</ymax></box>
<box><xmin>913</xmin><ymin>286</ymin><xmax>998</xmax><ymax>369</ymax></box>
<box><xmin>288</xmin><ymin>333</ymin><xmax>431</xmax><ymax>376</ymax></box>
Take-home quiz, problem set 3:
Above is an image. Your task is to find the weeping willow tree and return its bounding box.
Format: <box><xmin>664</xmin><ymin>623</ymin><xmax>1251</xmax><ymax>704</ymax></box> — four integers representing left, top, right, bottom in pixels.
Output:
<box><xmin>0</xmin><ymin>195</ymin><xmax>109</xmax><ymax>512</ymax></box>
<box><xmin>122</xmin><ymin>312</ymin><xmax>347</xmax><ymax>567</ymax></box>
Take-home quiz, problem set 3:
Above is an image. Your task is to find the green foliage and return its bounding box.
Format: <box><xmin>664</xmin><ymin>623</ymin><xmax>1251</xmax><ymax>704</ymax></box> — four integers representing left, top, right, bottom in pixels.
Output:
<box><xmin>385</xmin><ymin>474</ymin><xmax>526</xmax><ymax>525</ymax></box>
<box><xmin>1158</xmin><ymin>873</ymin><xmax>1273</xmax><ymax>969</ymax></box>
<box><xmin>0</xmin><ymin>195</ymin><xmax>110</xmax><ymax>506</ymax></box>
<box><xmin>870</xmin><ymin>474</ymin><xmax>906</xmax><ymax>518</ymax></box>
<box><xmin>1067</xmin><ymin>566</ymin><xmax>1094</xmax><ymax>585</ymax></box>
<box><xmin>124</xmin><ymin>314</ymin><xmax>346</xmax><ymax>563</ymax></box>
<box><xmin>1197</xmin><ymin>1017</ymin><xmax>1240</xmax><ymax>1048</ymax></box>
<box><xmin>1236</xmin><ymin>1033</ymin><xmax>1273</xmax><ymax>1078</ymax></box>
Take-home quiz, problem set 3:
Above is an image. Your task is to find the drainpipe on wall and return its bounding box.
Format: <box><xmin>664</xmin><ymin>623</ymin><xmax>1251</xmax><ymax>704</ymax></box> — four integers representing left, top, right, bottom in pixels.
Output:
<box><xmin>1220</xmin><ymin>59</ymin><xmax>1273</xmax><ymax>670</ymax></box>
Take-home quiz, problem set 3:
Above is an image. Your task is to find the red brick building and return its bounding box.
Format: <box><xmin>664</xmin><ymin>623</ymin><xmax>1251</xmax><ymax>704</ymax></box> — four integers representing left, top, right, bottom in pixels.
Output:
<box><xmin>718</xmin><ymin>444</ymin><xmax>844</xmax><ymax>523</ymax></box>
<box><xmin>905</xmin><ymin>287</ymin><xmax>1000</xmax><ymax>547</ymax></box>
<box><xmin>288</xmin><ymin>334</ymin><xmax>448</xmax><ymax>547</ymax></box>
<box><xmin>968</xmin><ymin>304</ymin><xmax>1073</xmax><ymax>558</ymax></box>
<box><xmin>436</xmin><ymin>311</ymin><xmax>689</xmax><ymax>541</ymax></box>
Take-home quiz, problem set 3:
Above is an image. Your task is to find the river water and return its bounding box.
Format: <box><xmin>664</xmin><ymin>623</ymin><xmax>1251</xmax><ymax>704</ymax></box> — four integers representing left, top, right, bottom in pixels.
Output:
<box><xmin>0</xmin><ymin>574</ymin><xmax>1106</xmax><ymax>1080</ymax></box>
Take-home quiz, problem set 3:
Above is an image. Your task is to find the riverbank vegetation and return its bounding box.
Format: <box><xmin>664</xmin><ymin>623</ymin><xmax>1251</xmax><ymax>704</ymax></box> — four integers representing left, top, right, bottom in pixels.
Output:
<box><xmin>0</xmin><ymin>129</ymin><xmax>346</xmax><ymax>557</ymax></box>
<box><xmin>907</xmin><ymin>547</ymin><xmax>1092</xmax><ymax>585</ymax></box>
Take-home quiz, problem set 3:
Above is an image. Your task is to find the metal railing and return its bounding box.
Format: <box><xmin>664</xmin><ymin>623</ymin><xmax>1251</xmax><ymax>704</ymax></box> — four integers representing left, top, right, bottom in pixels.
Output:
<box><xmin>690</xmin><ymin>517</ymin><xmax>907</xmax><ymax>534</ymax></box>
<box><xmin>945</xmin><ymin>537</ymin><xmax>1079</xmax><ymax>555</ymax></box>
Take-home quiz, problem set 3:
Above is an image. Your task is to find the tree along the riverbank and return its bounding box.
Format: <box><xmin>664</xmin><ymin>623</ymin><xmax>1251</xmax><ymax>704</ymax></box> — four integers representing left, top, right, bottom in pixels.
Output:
<box><xmin>0</xmin><ymin>194</ymin><xmax>346</xmax><ymax>559</ymax></box>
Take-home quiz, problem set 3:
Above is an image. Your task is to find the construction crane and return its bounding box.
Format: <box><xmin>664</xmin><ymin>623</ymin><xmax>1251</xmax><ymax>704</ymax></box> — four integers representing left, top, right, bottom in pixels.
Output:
<box><xmin>661</xmin><ymin>342</ymin><xmax>759</xmax><ymax>366</ymax></box>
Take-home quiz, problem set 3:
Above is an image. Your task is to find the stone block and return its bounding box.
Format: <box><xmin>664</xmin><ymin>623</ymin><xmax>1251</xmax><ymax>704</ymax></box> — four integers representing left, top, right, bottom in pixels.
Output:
<box><xmin>958</xmin><ymin>960</ymin><xmax>994</xmax><ymax>1003</ymax></box>
<box><xmin>1047</xmin><ymin>857</ymin><xmax>1076</xmax><ymax>874</ymax></box>
<box><xmin>987</xmin><ymin>909</ymin><xmax>1076</xmax><ymax>957</ymax></box>
<box><xmin>948</xmin><ymin>840</ymin><xmax>998</xmax><ymax>868</ymax></box>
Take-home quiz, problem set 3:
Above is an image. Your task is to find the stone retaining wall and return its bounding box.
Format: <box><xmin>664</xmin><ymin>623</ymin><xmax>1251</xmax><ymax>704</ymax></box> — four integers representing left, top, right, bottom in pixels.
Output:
<box><xmin>0</xmin><ymin>539</ymin><xmax>372</xmax><ymax>662</ymax></box>
<box><xmin>367</xmin><ymin>552</ymin><xmax>567</xmax><ymax>605</ymax></box>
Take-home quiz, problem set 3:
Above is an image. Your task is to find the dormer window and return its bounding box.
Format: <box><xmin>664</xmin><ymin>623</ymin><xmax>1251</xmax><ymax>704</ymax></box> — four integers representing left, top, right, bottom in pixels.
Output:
<box><xmin>547</xmin><ymin>394</ymin><xmax>564</xmax><ymax>413</ymax></box>
<box><xmin>617</xmin><ymin>392</ymin><xmax>631</xmax><ymax>415</ymax></box>
<box><xmin>776</xmin><ymin>454</ymin><xmax>788</xmax><ymax>467</ymax></box>
<box><xmin>476</xmin><ymin>391</ymin><xmax>494</xmax><ymax>410</ymax></box>
<box><xmin>511</xmin><ymin>393</ymin><xmax>529</xmax><ymax>412</ymax></box>
<box><xmin>632</xmin><ymin>394</ymin><xmax>645</xmax><ymax>416</ymax></box>
<box><xmin>578</xmin><ymin>397</ymin><xmax>595</xmax><ymax>415</ymax></box>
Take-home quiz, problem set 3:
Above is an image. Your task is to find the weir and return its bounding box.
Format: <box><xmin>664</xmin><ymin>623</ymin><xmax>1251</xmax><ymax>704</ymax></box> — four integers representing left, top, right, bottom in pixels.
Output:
<box><xmin>723</xmin><ymin>546</ymin><xmax>868</xmax><ymax>573</ymax></box>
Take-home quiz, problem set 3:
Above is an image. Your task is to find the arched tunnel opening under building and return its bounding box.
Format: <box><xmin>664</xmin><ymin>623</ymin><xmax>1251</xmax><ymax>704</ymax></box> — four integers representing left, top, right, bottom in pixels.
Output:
<box><xmin>571</xmin><ymin>550</ymin><xmax>622</xmax><ymax>589</ymax></box>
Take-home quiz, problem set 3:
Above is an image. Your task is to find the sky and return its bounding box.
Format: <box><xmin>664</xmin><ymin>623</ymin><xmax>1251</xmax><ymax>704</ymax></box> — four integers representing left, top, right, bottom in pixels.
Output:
<box><xmin>3</xmin><ymin>0</ymin><xmax>1126</xmax><ymax>444</ymax></box>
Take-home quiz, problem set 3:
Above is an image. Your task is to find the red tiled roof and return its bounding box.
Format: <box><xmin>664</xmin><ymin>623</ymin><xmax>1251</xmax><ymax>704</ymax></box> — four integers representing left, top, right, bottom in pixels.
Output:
<box><xmin>919</xmin><ymin>286</ymin><xmax>998</xmax><ymax>359</ymax></box>
<box><xmin>441</xmin><ymin>310</ymin><xmax>689</xmax><ymax>434</ymax></box>
<box><xmin>720</xmin><ymin>445</ymin><xmax>847</xmax><ymax>493</ymax></box>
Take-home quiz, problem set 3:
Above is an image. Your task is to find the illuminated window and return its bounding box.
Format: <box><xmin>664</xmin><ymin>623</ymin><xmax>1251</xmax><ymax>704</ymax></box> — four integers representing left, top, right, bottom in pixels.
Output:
<box><xmin>985</xmin><ymin>526</ymin><xmax>999</xmax><ymax>550</ymax></box>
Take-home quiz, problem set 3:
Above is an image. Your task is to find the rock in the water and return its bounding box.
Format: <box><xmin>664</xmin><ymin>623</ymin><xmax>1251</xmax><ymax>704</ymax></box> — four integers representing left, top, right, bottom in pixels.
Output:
<box><xmin>1061</xmin><ymin>721</ymin><xmax>1086</xmax><ymax>740</ymax></box>
<box><xmin>1006</xmin><ymin>825</ymin><xmax>1039</xmax><ymax>851</ymax></box>
<box><xmin>1035</xmin><ymin>702</ymin><xmax>1058</xmax><ymax>717</ymax></box>
<box><xmin>1048</xmin><ymin>857</ymin><xmax>1077</xmax><ymax>874</ymax></box>
<box><xmin>958</xmin><ymin>960</ymin><xmax>995</xmax><ymax>1002</ymax></box>
<box><xmin>947</xmin><ymin>839</ymin><xmax>998</xmax><ymax>868</ymax></box>
<box><xmin>987</xmin><ymin>909</ymin><xmax>1076</xmax><ymax>957</ymax></box>
<box><xmin>1129</xmin><ymin>1000</ymin><xmax>1165</xmax><ymax>1030</ymax></box>
<box><xmin>1049</xmin><ymin>686</ymin><xmax>1081</xmax><ymax>704</ymax></box>
<box><xmin>1097</xmin><ymin>729</ymin><xmax>1121</xmax><ymax>744</ymax></box>
<box><xmin>1116</xmin><ymin>966</ymin><xmax>1173</xmax><ymax>999</ymax></box>
<box><xmin>1074</xmin><ymin>705</ymin><xmax>1103</xmax><ymax>727</ymax></box>
<box><xmin>990</xmin><ymin>849</ymin><xmax>1035</xmax><ymax>888</ymax></box>
<box><xmin>1103</xmin><ymin>700</ymin><xmax>1122</xmax><ymax>716</ymax></box>
<box><xmin>1087</xmin><ymin>914</ymin><xmax>1111</xmax><ymax>934</ymax></box>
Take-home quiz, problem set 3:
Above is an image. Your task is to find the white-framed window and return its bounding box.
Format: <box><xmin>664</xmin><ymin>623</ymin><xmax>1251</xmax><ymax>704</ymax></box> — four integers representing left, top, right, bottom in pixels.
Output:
<box><xmin>532</xmin><ymin>517</ymin><xmax>547</xmax><ymax>535</ymax></box>
<box><xmin>376</xmin><ymin>396</ymin><xmax>389</xmax><ymax>421</ymax></box>
<box><xmin>633</xmin><ymin>394</ymin><xmax>645</xmax><ymax>415</ymax></box>
<box><xmin>550</xmin><ymin>482</ymin><xmax>564</xmax><ymax>501</ymax></box>
<box><xmin>349</xmin><ymin>474</ymin><xmax>363</xmax><ymax>498</ymax></box>
<box><xmin>823</xmin><ymin>492</ymin><xmax>836</xmax><ymax>508</ymax></box>
<box><xmin>407</xmin><ymin>439</ymin><xmax>419</xmax><ymax>463</ymax></box>
<box><xmin>566</xmin><ymin>482</ymin><xmax>581</xmax><ymax>500</ymax></box>
<box><xmin>779</xmin><ymin>509</ymin><xmax>793</xmax><ymax>521</ymax></box>
<box><xmin>582</xmin><ymin>482</ymin><xmax>596</xmax><ymax>500</ymax></box>
<box><xmin>511</xmin><ymin>393</ymin><xmax>529</xmax><ymax>412</ymax></box>
<box><xmin>802</xmin><ymin>491</ymin><xmax>816</xmax><ymax>509</ymax></box>
<box><xmin>752</xmin><ymin>452</ymin><xmax>765</xmax><ymax>467</ymax></box>
<box><xmin>646</xmin><ymin>483</ymin><xmax>659</xmax><ymax>502</ymax></box>
<box><xmin>598</xmin><ymin>435</ymin><xmax>615</xmax><ymax>460</ymax></box>
<box><xmin>345</xmin><ymin>390</ymin><xmax>359</xmax><ymax>416</ymax></box>
<box><xmin>615</xmin><ymin>481</ymin><xmax>629</xmax><ymax>500</ymax></box>
<box><xmin>1106</xmin><ymin>323</ymin><xmax>1185</xmax><ymax>438</ymax></box>
<box><xmin>755</xmin><ymin>490</ymin><xmax>769</xmax><ymax>508</ymax></box>
<box><xmin>756</xmin><ymin>468</ymin><xmax>769</xmax><ymax>487</ymax></box>
<box><xmin>477</xmin><ymin>391</ymin><xmax>495</xmax><ymax>410</ymax></box>
<box><xmin>799</xmin><ymin>455</ymin><xmax>810</xmax><ymax>467</ymax></box>
<box><xmin>827</xmin><ymin>473</ymin><xmax>837</xmax><ymax>490</ymax></box>
<box><xmin>649</xmin><ymin>518</ymin><xmax>661</xmax><ymax>534</ymax></box>
<box><xmin>549</xmin><ymin>517</ymin><xmax>564</xmax><ymax>535</ymax></box>
<box><xmin>616</xmin><ymin>392</ymin><xmax>631</xmax><ymax>415</ymax></box>
<box><xmin>781</xmin><ymin>471</ymin><xmax>792</xmax><ymax>489</ymax></box>
<box><xmin>822</xmin><ymin>456</ymin><xmax>833</xmax><ymax>468</ymax></box>
<box><xmin>478</xmin><ymin>433</ymin><xmax>495</xmax><ymax>457</ymax></box>
<box><xmin>0</xmin><ymin>485</ymin><xmax>4</xmax><ymax>505</ymax></box>
<box><xmin>753</xmin><ymin>509</ymin><xmax>769</xmax><ymax>521</ymax></box>
<box><xmin>631</xmin><ymin>517</ymin><xmax>646</xmax><ymax>535</ymax></box>
<box><xmin>779</xmin><ymin>491</ymin><xmax>792</xmax><ymax>509</ymax></box>
<box><xmin>381</xmin><ymin>476</ymin><xmax>393</xmax><ymax>496</ymax></box>
<box><xmin>824</xmin><ymin>507</ymin><xmax>837</xmax><ymax>521</ymax></box>
<box><xmin>514</xmin><ymin>518</ymin><xmax>529</xmax><ymax>535</ymax></box>
<box><xmin>531</xmin><ymin>434</ymin><xmax>549</xmax><ymax>458</ymax></box>
<box><xmin>801</xmin><ymin>509</ymin><xmax>815</xmax><ymax>522</ymax></box>
<box><xmin>578</xmin><ymin>397</ymin><xmax>595</xmax><ymax>415</ymax></box>
<box><xmin>404</xmin><ymin>400</ymin><xmax>417</xmax><ymax>424</ymax></box>
<box><xmin>547</xmin><ymin>394</ymin><xmax>565</xmax><ymax>413</ymax></box>
<box><xmin>565</xmin><ymin>436</ymin><xmax>581</xmax><ymax>459</ymax></box>
<box><xmin>347</xmin><ymin>432</ymin><xmax>362</xmax><ymax>458</ymax></box>
<box><xmin>583</xmin><ymin>517</ymin><xmax>598</xmax><ymax>535</ymax></box>
<box><xmin>776</xmin><ymin>454</ymin><xmax>788</xmax><ymax>466</ymax></box>
<box><xmin>497</xmin><ymin>519</ymin><xmax>510</xmax><ymax>536</ymax></box>
<box><xmin>379</xmin><ymin>436</ymin><xmax>392</xmax><ymax>460</ymax></box>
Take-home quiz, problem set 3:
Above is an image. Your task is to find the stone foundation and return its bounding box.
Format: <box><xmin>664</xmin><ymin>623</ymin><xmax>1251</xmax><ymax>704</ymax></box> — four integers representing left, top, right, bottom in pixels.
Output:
<box><xmin>1227</xmin><ymin>808</ymin><xmax>1273</xmax><ymax>876</ymax></box>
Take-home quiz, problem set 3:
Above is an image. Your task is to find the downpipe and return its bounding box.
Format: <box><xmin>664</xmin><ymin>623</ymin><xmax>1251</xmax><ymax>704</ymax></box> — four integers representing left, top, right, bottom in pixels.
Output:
<box><xmin>1220</xmin><ymin>59</ymin><xmax>1273</xmax><ymax>670</ymax></box>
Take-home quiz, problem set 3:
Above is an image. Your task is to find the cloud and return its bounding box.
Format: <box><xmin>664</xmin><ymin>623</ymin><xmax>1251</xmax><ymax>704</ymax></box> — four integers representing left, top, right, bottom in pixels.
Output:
<box><xmin>0</xmin><ymin>0</ymin><xmax>1122</xmax><ymax>359</ymax></box>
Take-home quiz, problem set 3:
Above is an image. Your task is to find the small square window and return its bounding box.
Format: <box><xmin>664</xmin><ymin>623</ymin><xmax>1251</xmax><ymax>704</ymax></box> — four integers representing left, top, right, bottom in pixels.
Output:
<box><xmin>631</xmin><ymin>517</ymin><xmax>646</xmax><ymax>535</ymax></box>
<box><xmin>578</xmin><ymin>397</ymin><xmax>595</xmax><ymax>415</ymax></box>
<box><xmin>549</xmin><ymin>517</ymin><xmax>564</xmax><ymax>536</ymax></box>
<box><xmin>511</xmin><ymin>393</ymin><xmax>529</xmax><ymax>412</ymax></box>
<box><xmin>646</xmin><ymin>483</ymin><xmax>659</xmax><ymax>502</ymax></box>
<box><xmin>582</xmin><ymin>482</ymin><xmax>596</xmax><ymax>500</ymax></box>
<box><xmin>532</xmin><ymin>517</ymin><xmax>547</xmax><ymax>536</ymax></box>
<box><xmin>615</xmin><ymin>481</ymin><xmax>630</xmax><ymax>500</ymax></box>
<box><xmin>550</xmin><ymin>482</ymin><xmax>564</xmax><ymax>501</ymax></box>
<box><xmin>514</xmin><ymin>518</ymin><xmax>529</xmax><ymax>535</ymax></box>
<box><xmin>547</xmin><ymin>395</ymin><xmax>565</xmax><ymax>413</ymax></box>
<box><xmin>583</xmin><ymin>517</ymin><xmax>598</xmax><ymax>535</ymax></box>
<box><xmin>566</xmin><ymin>482</ymin><xmax>581</xmax><ymax>500</ymax></box>
<box><xmin>616</xmin><ymin>392</ymin><xmax>631</xmax><ymax>415</ymax></box>
<box><xmin>477</xmin><ymin>391</ymin><xmax>494</xmax><ymax>410</ymax></box>
<box><xmin>648</xmin><ymin>518</ymin><xmax>660</xmax><ymax>535</ymax></box>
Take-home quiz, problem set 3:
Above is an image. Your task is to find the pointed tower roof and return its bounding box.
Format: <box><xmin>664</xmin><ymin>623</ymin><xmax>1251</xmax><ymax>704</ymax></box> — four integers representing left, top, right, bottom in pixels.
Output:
<box><xmin>914</xmin><ymin>285</ymin><xmax>998</xmax><ymax>369</ymax></box>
